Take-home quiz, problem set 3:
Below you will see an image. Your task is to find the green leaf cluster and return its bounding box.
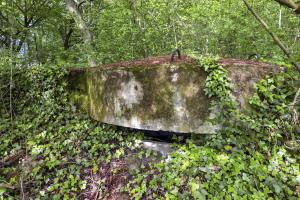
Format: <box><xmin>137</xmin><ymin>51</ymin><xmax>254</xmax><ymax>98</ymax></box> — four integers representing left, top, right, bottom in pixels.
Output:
<box><xmin>128</xmin><ymin>55</ymin><xmax>300</xmax><ymax>199</ymax></box>
<box><xmin>0</xmin><ymin>65</ymin><xmax>142</xmax><ymax>199</ymax></box>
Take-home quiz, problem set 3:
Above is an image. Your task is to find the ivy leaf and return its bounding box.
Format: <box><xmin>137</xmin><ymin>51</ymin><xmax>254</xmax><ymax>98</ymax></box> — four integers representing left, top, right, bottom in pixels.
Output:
<box><xmin>0</xmin><ymin>187</ymin><xmax>7</xmax><ymax>195</ymax></box>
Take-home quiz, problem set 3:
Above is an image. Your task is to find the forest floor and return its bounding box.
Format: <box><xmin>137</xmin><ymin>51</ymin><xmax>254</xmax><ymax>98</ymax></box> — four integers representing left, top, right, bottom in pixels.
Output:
<box><xmin>79</xmin><ymin>157</ymin><xmax>131</xmax><ymax>200</ymax></box>
<box><xmin>1</xmin><ymin>56</ymin><xmax>299</xmax><ymax>199</ymax></box>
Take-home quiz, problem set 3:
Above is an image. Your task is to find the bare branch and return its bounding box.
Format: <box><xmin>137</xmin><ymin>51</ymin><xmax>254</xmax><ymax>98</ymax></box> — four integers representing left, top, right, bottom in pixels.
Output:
<box><xmin>274</xmin><ymin>0</ymin><xmax>300</xmax><ymax>14</ymax></box>
<box><xmin>78</xmin><ymin>0</ymin><xmax>87</xmax><ymax>9</ymax></box>
<box><xmin>290</xmin><ymin>87</ymin><xmax>300</xmax><ymax>127</ymax></box>
<box><xmin>0</xmin><ymin>183</ymin><xmax>15</xmax><ymax>190</ymax></box>
<box><xmin>243</xmin><ymin>0</ymin><xmax>300</xmax><ymax>72</ymax></box>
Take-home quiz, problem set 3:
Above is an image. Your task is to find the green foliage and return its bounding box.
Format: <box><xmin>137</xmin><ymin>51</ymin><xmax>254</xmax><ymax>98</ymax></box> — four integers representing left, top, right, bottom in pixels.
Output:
<box><xmin>193</xmin><ymin>56</ymin><xmax>300</xmax><ymax>148</ymax></box>
<box><xmin>1</xmin><ymin>55</ymin><xmax>300</xmax><ymax>199</ymax></box>
<box><xmin>129</xmin><ymin>142</ymin><xmax>300</xmax><ymax>199</ymax></box>
<box><xmin>1</xmin><ymin>56</ymin><xmax>300</xmax><ymax>199</ymax></box>
<box><xmin>127</xmin><ymin>56</ymin><xmax>300</xmax><ymax>199</ymax></box>
<box><xmin>0</xmin><ymin>66</ymin><xmax>142</xmax><ymax>199</ymax></box>
<box><xmin>190</xmin><ymin>54</ymin><xmax>237</xmax><ymax>112</ymax></box>
<box><xmin>1</xmin><ymin>0</ymin><xmax>300</xmax><ymax>65</ymax></box>
<box><xmin>1</xmin><ymin>0</ymin><xmax>300</xmax><ymax>199</ymax></box>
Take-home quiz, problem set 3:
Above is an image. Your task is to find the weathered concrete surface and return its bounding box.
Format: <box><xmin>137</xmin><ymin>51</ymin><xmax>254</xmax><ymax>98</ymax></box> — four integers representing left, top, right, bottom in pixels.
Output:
<box><xmin>219</xmin><ymin>58</ymin><xmax>280</xmax><ymax>108</ymax></box>
<box><xmin>68</xmin><ymin>57</ymin><xmax>279</xmax><ymax>134</ymax></box>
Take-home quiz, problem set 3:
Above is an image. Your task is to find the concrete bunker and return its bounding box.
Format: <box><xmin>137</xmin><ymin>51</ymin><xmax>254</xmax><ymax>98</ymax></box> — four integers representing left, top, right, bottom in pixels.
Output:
<box><xmin>68</xmin><ymin>56</ymin><xmax>279</xmax><ymax>134</ymax></box>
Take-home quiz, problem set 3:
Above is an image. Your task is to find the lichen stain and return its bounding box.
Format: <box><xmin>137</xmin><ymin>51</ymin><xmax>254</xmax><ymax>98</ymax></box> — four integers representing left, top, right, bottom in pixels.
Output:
<box><xmin>117</xmin><ymin>75</ymin><xmax>143</xmax><ymax>109</ymax></box>
<box><xmin>185</xmin><ymin>83</ymin><xmax>200</xmax><ymax>98</ymax></box>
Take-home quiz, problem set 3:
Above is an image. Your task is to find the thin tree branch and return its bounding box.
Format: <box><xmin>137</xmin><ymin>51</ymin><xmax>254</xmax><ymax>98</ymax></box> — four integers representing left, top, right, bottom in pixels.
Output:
<box><xmin>274</xmin><ymin>0</ymin><xmax>300</xmax><ymax>14</ymax></box>
<box><xmin>30</xmin><ymin>16</ymin><xmax>44</xmax><ymax>28</ymax></box>
<box><xmin>13</xmin><ymin>1</ymin><xmax>26</xmax><ymax>15</ymax></box>
<box><xmin>0</xmin><ymin>183</ymin><xmax>15</xmax><ymax>190</ymax></box>
<box><xmin>20</xmin><ymin>176</ymin><xmax>25</xmax><ymax>200</ymax></box>
<box><xmin>78</xmin><ymin>0</ymin><xmax>87</xmax><ymax>9</ymax></box>
<box><xmin>243</xmin><ymin>0</ymin><xmax>300</xmax><ymax>72</ymax></box>
<box><xmin>290</xmin><ymin>87</ymin><xmax>300</xmax><ymax>126</ymax></box>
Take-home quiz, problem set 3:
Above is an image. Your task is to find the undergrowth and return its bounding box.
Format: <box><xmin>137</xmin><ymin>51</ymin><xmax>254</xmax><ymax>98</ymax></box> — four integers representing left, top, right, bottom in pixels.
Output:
<box><xmin>127</xmin><ymin>55</ymin><xmax>300</xmax><ymax>199</ymax></box>
<box><xmin>0</xmin><ymin>66</ymin><xmax>143</xmax><ymax>199</ymax></box>
<box><xmin>0</xmin><ymin>56</ymin><xmax>300</xmax><ymax>199</ymax></box>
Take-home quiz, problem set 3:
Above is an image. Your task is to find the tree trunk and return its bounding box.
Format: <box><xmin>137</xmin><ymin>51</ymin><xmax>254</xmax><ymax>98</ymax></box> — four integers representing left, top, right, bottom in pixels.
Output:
<box><xmin>128</xmin><ymin>0</ymin><xmax>148</xmax><ymax>58</ymax></box>
<box><xmin>65</xmin><ymin>0</ymin><xmax>97</xmax><ymax>67</ymax></box>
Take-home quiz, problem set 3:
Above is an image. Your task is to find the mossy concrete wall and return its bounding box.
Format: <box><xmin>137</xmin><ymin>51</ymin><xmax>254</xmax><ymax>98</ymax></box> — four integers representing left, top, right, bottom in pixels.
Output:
<box><xmin>68</xmin><ymin>63</ymin><xmax>219</xmax><ymax>134</ymax></box>
<box><xmin>68</xmin><ymin>58</ymin><xmax>279</xmax><ymax>134</ymax></box>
